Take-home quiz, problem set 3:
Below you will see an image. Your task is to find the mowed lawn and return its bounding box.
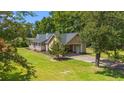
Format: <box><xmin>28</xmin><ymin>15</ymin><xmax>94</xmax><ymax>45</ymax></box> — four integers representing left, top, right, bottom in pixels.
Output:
<box><xmin>17</xmin><ymin>48</ymin><xmax>124</xmax><ymax>80</ymax></box>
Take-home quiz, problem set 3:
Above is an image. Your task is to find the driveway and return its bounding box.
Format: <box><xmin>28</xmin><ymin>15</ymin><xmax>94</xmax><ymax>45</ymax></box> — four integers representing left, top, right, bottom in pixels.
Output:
<box><xmin>66</xmin><ymin>54</ymin><xmax>124</xmax><ymax>70</ymax></box>
<box><xmin>66</xmin><ymin>54</ymin><xmax>96</xmax><ymax>63</ymax></box>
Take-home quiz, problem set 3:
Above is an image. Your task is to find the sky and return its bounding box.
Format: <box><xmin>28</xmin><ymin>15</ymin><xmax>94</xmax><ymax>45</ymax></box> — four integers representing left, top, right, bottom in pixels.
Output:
<box><xmin>25</xmin><ymin>11</ymin><xmax>50</xmax><ymax>24</ymax></box>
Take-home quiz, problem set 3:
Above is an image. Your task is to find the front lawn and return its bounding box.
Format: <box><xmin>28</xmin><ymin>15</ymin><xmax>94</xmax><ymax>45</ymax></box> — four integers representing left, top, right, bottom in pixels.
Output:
<box><xmin>17</xmin><ymin>48</ymin><xmax>124</xmax><ymax>80</ymax></box>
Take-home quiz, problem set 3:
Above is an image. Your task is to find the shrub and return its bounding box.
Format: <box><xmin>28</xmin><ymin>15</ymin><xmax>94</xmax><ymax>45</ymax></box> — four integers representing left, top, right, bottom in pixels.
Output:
<box><xmin>49</xmin><ymin>41</ymin><xmax>67</xmax><ymax>60</ymax></box>
<box><xmin>12</xmin><ymin>37</ymin><xmax>28</xmax><ymax>47</ymax></box>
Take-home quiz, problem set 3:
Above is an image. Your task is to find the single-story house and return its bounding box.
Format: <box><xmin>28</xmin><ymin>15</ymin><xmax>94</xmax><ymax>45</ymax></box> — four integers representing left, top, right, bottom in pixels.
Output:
<box><xmin>28</xmin><ymin>33</ymin><xmax>86</xmax><ymax>54</ymax></box>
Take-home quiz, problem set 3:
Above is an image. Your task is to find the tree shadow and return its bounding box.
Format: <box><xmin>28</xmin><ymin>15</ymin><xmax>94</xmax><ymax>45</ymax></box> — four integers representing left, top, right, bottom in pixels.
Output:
<box><xmin>54</xmin><ymin>57</ymin><xmax>72</xmax><ymax>61</ymax></box>
<box><xmin>65</xmin><ymin>53</ymin><xmax>81</xmax><ymax>57</ymax></box>
<box><xmin>0</xmin><ymin>72</ymin><xmax>32</xmax><ymax>81</ymax></box>
<box><xmin>96</xmin><ymin>67</ymin><xmax>124</xmax><ymax>78</ymax></box>
<box><xmin>96</xmin><ymin>59</ymin><xmax>124</xmax><ymax>78</ymax></box>
<box><xmin>84</xmin><ymin>52</ymin><xmax>93</xmax><ymax>55</ymax></box>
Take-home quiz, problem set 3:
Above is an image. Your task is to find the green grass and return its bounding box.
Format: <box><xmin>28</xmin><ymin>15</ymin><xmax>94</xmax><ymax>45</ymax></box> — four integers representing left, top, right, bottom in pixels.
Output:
<box><xmin>17</xmin><ymin>48</ymin><xmax>124</xmax><ymax>80</ymax></box>
<box><xmin>87</xmin><ymin>48</ymin><xmax>124</xmax><ymax>59</ymax></box>
<box><xmin>86</xmin><ymin>48</ymin><xmax>108</xmax><ymax>58</ymax></box>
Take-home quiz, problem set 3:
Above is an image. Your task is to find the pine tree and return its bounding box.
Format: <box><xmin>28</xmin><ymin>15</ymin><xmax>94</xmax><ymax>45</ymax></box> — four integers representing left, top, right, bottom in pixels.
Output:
<box><xmin>49</xmin><ymin>32</ymin><xmax>67</xmax><ymax>60</ymax></box>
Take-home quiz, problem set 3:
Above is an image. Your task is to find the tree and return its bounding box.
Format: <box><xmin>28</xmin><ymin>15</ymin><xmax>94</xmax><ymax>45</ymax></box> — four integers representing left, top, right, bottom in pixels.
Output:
<box><xmin>80</xmin><ymin>11</ymin><xmax>124</xmax><ymax>67</ymax></box>
<box><xmin>50</xmin><ymin>11</ymin><xmax>84</xmax><ymax>33</ymax></box>
<box><xmin>35</xmin><ymin>12</ymin><xmax>84</xmax><ymax>33</ymax></box>
<box><xmin>0</xmin><ymin>11</ymin><xmax>36</xmax><ymax>80</ymax></box>
<box><xmin>0</xmin><ymin>38</ymin><xmax>35</xmax><ymax>80</ymax></box>
<box><xmin>35</xmin><ymin>17</ymin><xmax>55</xmax><ymax>34</ymax></box>
<box><xmin>0</xmin><ymin>11</ymin><xmax>35</xmax><ymax>42</ymax></box>
<box><xmin>12</xmin><ymin>22</ymin><xmax>34</xmax><ymax>47</ymax></box>
<box><xmin>49</xmin><ymin>32</ymin><xmax>67</xmax><ymax>60</ymax></box>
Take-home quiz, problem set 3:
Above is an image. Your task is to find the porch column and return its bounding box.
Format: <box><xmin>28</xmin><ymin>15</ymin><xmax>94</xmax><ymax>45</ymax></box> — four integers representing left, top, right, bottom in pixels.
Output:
<box><xmin>46</xmin><ymin>44</ymin><xmax>48</xmax><ymax>52</ymax></box>
<box><xmin>80</xmin><ymin>44</ymin><xmax>83</xmax><ymax>53</ymax></box>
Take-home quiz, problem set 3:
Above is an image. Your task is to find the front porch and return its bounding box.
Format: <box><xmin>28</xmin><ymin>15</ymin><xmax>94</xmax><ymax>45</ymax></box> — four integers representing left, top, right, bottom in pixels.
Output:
<box><xmin>67</xmin><ymin>44</ymin><xmax>86</xmax><ymax>54</ymax></box>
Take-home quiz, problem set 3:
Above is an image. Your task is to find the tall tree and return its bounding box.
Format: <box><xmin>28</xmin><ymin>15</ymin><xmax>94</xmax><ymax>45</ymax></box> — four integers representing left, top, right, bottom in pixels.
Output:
<box><xmin>50</xmin><ymin>11</ymin><xmax>84</xmax><ymax>33</ymax></box>
<box><xmin>80</xmin><ymin>11</ymin><xmax>124</xmax><ymax>67</ymax></box>
<box><xmin>0</xmin><ymin>11</ymin><xmax>36</xmax><ymax>80</ymax></box>
<box><xmin>0</xmin><ymin>11</ymin><xmax>35</xmax><ymax>41</ymax></box>
<box><xmin>35</xmin><ymin>11</ymin><xmax>84</xmax><ymax>33</ymax></box>
<box><xmin>35</xmin><ymin>17</ymin><xmax>55</xmax><ymax>34</ymax></box>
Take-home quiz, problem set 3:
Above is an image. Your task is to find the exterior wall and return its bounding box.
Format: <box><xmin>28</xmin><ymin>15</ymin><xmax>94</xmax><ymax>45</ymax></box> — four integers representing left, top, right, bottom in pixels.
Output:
<box><xmin>29</xmin><ymin>42</ymin><xmax>46</xmax><ymax>51</ymax></box>
<box><xmin>35</xmin><ymin>46</ymin><xmax>41</xmax><ymax>51</ymax></box>
<box><xmin>35</xmin><ymin>43</ymin><xmax>46</xmax><ymax>51</ymax></box>
<box><xmin>47</xmin><ymin>36</ymin><xmax>56</xmax><ymax>50</ymax></box>
<box><xmin>41</xmin><ymin>45</ymin><xmax>46</xmax><ymax>51</ymax></box>
<box><xmin>29</xmin><ymin>43</ymin><xmax>35</xmax><ymax>50</ymax></box>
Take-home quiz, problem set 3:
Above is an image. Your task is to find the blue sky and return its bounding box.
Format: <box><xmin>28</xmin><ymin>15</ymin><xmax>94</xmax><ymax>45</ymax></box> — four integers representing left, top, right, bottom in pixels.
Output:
<box><xmin>25</xmin><ymin>11</ymin><xmax>50</xmax><ymax>24</ymax></box>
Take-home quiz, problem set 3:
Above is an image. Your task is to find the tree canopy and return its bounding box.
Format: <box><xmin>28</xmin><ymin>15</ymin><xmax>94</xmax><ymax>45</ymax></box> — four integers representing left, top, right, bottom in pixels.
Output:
<box><xmin>0</xmin><ymin>11</ymin><xmax>36</xmax><ymax>80</ymax></box>
<box><xmin>80</xmin><ymin>12</ymin><xmax>124</xmax><ymax>66</ymax></box>
<box><xmin>0</xmin><ymin>11</ymin><xmax>35</xmax><ymax>41</ymax></box>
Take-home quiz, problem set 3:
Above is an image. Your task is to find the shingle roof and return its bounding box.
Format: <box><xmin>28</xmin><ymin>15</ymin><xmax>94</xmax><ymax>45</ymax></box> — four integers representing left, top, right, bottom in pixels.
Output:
<box><xmin>35</xmin><ymin>33</ymin><xmax>53</xmax><ymax>43</ymax></box>
<box><xmin>60</xmin><ymin>33</ymin><xmax>78</xmax><ymax>44</ymax></box>
<box><xmin>29</xmin><ymin>33</ymin><xmax>78</xmax><ymax>44</ymax></box>
<box><xmin>29</xmin><ymin>33</ymin><xmax>53</xmax><ymax>43</ymax></box>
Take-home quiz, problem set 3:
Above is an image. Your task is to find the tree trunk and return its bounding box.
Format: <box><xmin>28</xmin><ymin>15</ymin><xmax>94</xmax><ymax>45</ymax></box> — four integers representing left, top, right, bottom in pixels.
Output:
<box><xmin>95</xmin><ymin>52</ymin><xmax>101</xmax><ymax>67</ymax></box>
<box><xmin>114</xmin><ymin>49</ymin><xmax>117</xmax><ymax>58</ymax></box>
<box><xmin>114</xmin><ymin>49</ymin><xmax>118</xmax><ymax>61</ymax></box>
<box><xmin>56</xmin><ymin>55</ymin><xmax>60</xmax><ymax>61</ymax></box>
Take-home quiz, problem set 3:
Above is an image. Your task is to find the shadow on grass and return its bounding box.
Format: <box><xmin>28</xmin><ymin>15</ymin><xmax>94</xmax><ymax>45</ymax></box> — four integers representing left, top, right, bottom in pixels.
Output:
<box><xmin>54</xmin><ymin>57</ymin><xmax>72</xmax><ymax>61</ymax></box>
<box><xmin>0</xmin><ymin>72</ymin><xmax>32</xmax><ymax>81</ymax></box>
<box><xmin>95</xmin><ymin>59</ymin><xmax>124</xmax><ymax>78</ymax></box>
<box><xmin>96</xmin><ymin>67</ymin><xmax>124</xmax><ymax>78</ymax></box>
<box><xmin>65</xmin><ymin>53</ymin><xmax>91</xmax><ymax>57</ymax></box>
<box><xmin>84</xmin><ymin>52</ymin><xmax>93</xmax><ymax>55</ymax></box>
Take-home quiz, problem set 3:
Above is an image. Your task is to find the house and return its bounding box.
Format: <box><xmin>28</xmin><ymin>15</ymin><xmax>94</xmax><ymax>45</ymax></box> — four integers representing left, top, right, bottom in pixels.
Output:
<box><xmin>28</xmin><ymin>33</ymin><xmax>86</xmax><ymax>54</ymax></box>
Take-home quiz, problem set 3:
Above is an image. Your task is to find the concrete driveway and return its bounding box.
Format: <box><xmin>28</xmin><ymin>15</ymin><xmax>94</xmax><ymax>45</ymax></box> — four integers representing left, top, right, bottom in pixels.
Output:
<box><xmin>66</xmin><ymin>54</ymin><xmax>124</xmax><ymax>70</ymax></box>
<box><xmin>66</xmin><ymin>54</ymin><xmax>105</xmax><ymax>63</ymax></box>
<box><xmin>66</xmin><ymin>54</ymin><xmax>96</xmax><ymax>63</ymax></box>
